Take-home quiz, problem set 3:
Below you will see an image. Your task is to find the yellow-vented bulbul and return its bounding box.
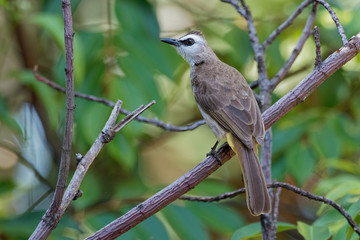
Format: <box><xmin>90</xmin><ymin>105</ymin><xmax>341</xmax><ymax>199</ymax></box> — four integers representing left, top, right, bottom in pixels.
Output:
<box><xmin>161</xmin><ymin>31</ymin><xmax>271</xmax><ymax>215</ymax></box>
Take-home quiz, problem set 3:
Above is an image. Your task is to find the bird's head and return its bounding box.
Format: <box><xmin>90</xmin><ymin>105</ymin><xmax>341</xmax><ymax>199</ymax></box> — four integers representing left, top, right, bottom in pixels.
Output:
<box><xmin>161</xmin><ymin>31</ymin><xmax>217</xmax><ymax>66</ymax></box>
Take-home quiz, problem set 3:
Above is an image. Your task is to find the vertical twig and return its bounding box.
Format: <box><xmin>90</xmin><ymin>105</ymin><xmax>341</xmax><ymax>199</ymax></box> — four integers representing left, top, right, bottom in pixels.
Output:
<box><xmin>29</xmin><ymin>0</ymin><xmax>75</xmax><ymax>239</ymax></box>
<box><xmin>239</xmin><ymin>0</ymin><xmax>268</xmax><ymax>84</ymax></box>
<box><xmin>314</xmin><ymin>25</ymin><xmax>322</xmax><ymax>67</ymax></box>
<box><xmin>260</xmin><ymin>128</ymin><xmax>273</xmax><ymax>240</ymax></box>
<box><xmin>271</xmin><ymin>187</ymin><xmax>282</xmax><ymax>239</ymax></box>
<box><xmin>50</xmin><ymin>0</ymin><xmax>76</xmax><ymax>215</ymax></box>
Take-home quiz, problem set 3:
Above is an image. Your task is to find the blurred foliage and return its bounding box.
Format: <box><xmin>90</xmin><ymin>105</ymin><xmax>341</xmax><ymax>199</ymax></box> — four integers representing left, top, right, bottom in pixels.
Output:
<box><xmin>0</xmin><ymin>0</ymin><xmax>360</xmax><ymax>239</ymax></box>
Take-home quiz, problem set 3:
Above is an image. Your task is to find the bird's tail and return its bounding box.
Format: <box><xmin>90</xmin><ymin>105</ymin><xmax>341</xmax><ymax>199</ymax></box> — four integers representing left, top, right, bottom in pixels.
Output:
<box><xmin>226</xmin><ymin>133</ymin><xmax>271</xmax><ymax>216</ymax></box>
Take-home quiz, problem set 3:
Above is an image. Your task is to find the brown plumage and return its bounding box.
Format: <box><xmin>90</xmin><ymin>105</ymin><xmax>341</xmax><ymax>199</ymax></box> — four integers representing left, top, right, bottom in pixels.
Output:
<box><xmin>161</xmin><ymin>31</ymin><xmax>271</xmax><ymax>215</ymax></box>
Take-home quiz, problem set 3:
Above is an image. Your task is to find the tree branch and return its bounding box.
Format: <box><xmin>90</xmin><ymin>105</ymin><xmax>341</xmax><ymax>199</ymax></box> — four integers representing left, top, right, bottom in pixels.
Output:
<box><xmin>271</xmin><ymin>187</ymin><xmax>282</xmax><ymax>239</ymax></box>
<box><xmin>239</xmin><ymin>0</ymin><xmax>268</xmax><ymax>83</ymax></box>
<box><xmin>29</xmin><ymin>1</ymin><xmax>75</xmax><ymax>239</ymax></box>
<box><xmin>33</xmin><ymin>66</ymin><xmax>206</xmax><ymax>132</ymax></box>
<box><xmin>85</xmin><ymin>32</ymin><xmax>360</xmax><ymax>240</ymax></box>
<box><xmin>260</xmin><ymin>129</ymin><xmax>273</xmax><ymax>239</ymax></box>
<box><xmin>58</xmin><ymin>100</ymin><xmax>155</xmax><ymax>217</ymax></box>
<box><xmin>180</xmin><ymin>182</ymin><xmax>360</xmax><ymax>236</ymax></box>
<box><xmin>262</xmin><ymin>0</ymin><xmax>313</xmax><ymax>49</ymax></box>
<box><xmin>270</xmin><ymin>2</ymin><xmax>318</xmax><ymax>89</ymax></box>
<box><xmin>263</xmin><ymin>32</ymin><xmax>360</xmax><ymax>130</ymax></box>
<box><xmin>315</xmin><ymin>0</ymin><xmax>347</xmax><ymax>45</ymax></box>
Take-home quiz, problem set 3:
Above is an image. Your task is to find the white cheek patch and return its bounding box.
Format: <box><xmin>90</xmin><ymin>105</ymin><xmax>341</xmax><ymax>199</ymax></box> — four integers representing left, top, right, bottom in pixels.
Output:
<box><xmin>176</xmin><ymin>34</ymin><xmax>206</xmax><ymax>66</ymax></box>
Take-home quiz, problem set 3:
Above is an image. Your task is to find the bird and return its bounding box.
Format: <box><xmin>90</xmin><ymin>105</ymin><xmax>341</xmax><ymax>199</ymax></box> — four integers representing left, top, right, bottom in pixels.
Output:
<box><xmin>161</xmin><ymin>30</ymin><xmax>271</xmax><ymax>216</ymax></box>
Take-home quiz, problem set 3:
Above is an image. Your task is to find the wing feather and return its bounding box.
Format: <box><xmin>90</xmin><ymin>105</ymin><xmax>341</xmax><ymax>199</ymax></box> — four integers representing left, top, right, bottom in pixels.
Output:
<box><xmin>192</xmin><ymin>61</ymin><xmax>264</xmax><ymax>148</ymax></box>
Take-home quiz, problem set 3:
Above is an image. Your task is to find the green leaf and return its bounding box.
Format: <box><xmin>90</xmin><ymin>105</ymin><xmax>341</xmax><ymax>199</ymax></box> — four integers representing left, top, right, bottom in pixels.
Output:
<box><xmin>85</xmin><ymin>212</ymin><xmax>118</xmax><ymax>231</ymax></box>
<box><xmin>121</xmin><ymin>215</ymin><xmax>169</xmax><ymax>240</ymax></box>
<box><xmin>162</xmin><ymin>204</ymin><xmax>209</xmax><ymax>240</ymax></box>
<box><xmin>186</xmin><ymin>179</ymin><xmax>235</xmax><ymax>196</ymax></box>
<box><xmin>115</xmin><ymin>0</ymin><xmax>158</xmax><ymax>38</ymax></box>
<box><xmin>0</xmin><ymin>212</ymin><xmax>78</xmax><ymax>239</ymax></box>
<box><xmin>310</xmin><ymin>124</ymin><xmax>342</xmax><ymax>159</ymax></box>
<box><xmin>285</xmin><ymin>143</ymin><xmax>316</xmax><ymax>185</ymax></box>
<box><xmin>277</xmin><ymin>222</ymin><xmax>297</xmax><ymax>231</ymax></box>
<box><xmin>0</xmin><ymin>212</ymin><xmax>43</xmax><ymax>238</ymax></box>
<box><xmin>317</xmin><ymin>180</ymin><xmax>360</xmax><ymax>214</ymax></box>
<box><xmin>30</xmin><ymin>13</ymin><xmax>85</xmax><ymax>85</ymax></box>
<box><xmin>114</xmin><ymin>179</ymin><xmax>148</xmax><ymax>199</ymax></box>
<box><xmin>231</xmin><ymin>222</ymin><xmax>261</xmax><ymax>240</ymax></box>
<box><xmin>16</xmin><ymin>70</ymin><xmax>62</xmax><ymax>129</ymax></box>
<box><xmin>78</xmin><ymin>102</ymin><xmax>111</xmax><ymax>144</ymax></box>
<box><xmin>107</xmin><ymin>133</ymin><xmax>137</xmax><ymax>170</ymax></box>
<box><xmin>30</xmin><ymin>13</ymin><xmax>64</xmax><ymax>50</ymax></box>
<box><xmin>0</xmin><ymin>180</ymin><xmax>15</xmax><ymax>195</ymax></box>
<box><xmin>272</xmin><ymin>124</ymin><xmax>307</xmax><ymax>156</ymax></box>
<box><xmin>186</xmin><ymin>201</ymin><xmax>244</xmax><ymax>234</ymax></box>
<box><xmin>297</xmin><ymin>221</ymin><xmax>331</xmax><ymax>240</ymax></box>
<box><xmin>231</xmin><ymin>222</ymin><xmax>296</xmax><ymax>240</ymax></box>
<box><xmin>0</xmin><ymin>96</ymin><xmax>21</xmax><ymax>134</ymax></box>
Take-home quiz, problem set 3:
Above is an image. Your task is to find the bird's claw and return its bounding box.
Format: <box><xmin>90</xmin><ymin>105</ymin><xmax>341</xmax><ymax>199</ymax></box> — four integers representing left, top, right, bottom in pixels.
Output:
<box><xmin>207</xmin><ymin>141</ymin><xmax>222</xmax><ymax>165</ymax></box>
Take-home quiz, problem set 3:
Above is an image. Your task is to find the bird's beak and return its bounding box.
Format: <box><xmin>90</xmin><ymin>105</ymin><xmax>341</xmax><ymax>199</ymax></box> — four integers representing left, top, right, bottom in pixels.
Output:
<box><xmin>160</xmin><ymin>38</ymin><xmax>180</xmax><ymax>47</ymax></box>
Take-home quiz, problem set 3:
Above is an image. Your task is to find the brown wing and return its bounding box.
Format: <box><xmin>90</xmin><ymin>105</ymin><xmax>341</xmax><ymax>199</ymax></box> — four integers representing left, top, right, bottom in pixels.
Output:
<box><xmin>192</xmin><ymin>62</ymin><xmax>264</xmax><ymax>148</ymax></box>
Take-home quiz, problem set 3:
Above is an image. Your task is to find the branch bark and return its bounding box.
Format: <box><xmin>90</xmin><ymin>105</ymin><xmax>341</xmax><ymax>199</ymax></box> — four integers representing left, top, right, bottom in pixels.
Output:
<box><xmin>86</xmin><ymin>32</ymin><xmax>360</xmax><ymax>240</ymax></box>
<box><xmin>29</xmin><ymin>1</ymin><xmax>75</xmax><ymax>239</ymax></box>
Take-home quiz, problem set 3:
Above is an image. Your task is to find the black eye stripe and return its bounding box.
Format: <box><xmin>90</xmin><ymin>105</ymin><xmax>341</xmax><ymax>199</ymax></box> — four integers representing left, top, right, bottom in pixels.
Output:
<box><xmin>180</xmin><ymin>38</ymin><xmax>195</xmax><ymax>46</ymax></box>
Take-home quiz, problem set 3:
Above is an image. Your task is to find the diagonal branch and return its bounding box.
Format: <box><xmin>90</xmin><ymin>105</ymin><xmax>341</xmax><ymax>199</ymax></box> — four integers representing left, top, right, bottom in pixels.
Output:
<box><xmin>262</xmin><ymin>0</ymin><xmax>314</xmax><ymax>50</ymax></box>
<box><xmin>33</xmin><ymin>66</ymin><xmax>206</xmax><ymax>132</ymax></box>
<box><xmin>85</xmin><ymin>32</ymin><xmax>360</xmax><ymax>240</ymax></box>
<box><xmin>270</xmin><ymin>2</ymin><xmax>318</xmax><ymax>89</ymax></box>
<box><xmin>220</xmin><ymin>0</ymin><xmax>246</xmax><ymax>17</ymax></box>
<box><xmin>315</xmin><ymin>0</ymin><xmax>347</xmax><ymax>45</ymax></box>
<box><xmin>58</xmin><ymin>100</ymin><xmax>155</xmax><ymax>216</ymax></box>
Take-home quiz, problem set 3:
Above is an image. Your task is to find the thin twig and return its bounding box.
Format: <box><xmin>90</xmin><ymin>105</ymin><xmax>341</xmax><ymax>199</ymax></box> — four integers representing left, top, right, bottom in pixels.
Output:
<box><xmin>220</xmin><ymin>0</ymin><xmax>246</xmax><ymax>17</ymax></box>
<box><xmin>114</xmin><ymin>101</ymin><xmax>155</xmax><ymax>132</ymax></box>
<box><xmin>33</xmin><ymin>66</ymin><xmax>206</xmax><ymax>132</ymax></box>
<box><xmin>181</xmin><ymin>182</ymin><xmax>360</xmax><ymax>236</ymax></box>
<box><xmin>315</xmin><ymin>0</ymin><xmax>347</xmax><ymax>45</ymax></box>
<box><xmin>274</xmin><ymin>182</ymin><xmax>359</xmax><ymax>235</ymax></box>
<box><xmin>270</xmin><ymin>2</ymin><xmax>318</xmax><ymax>89</ymax></box>
<box><xmin>262</xmin><ymin>0</ymin><xmax>313</xmax><ymax>50</ymax></box>
<box><xmin>314</xmin><ymin>25</ymin><xmax>322</xmax><ymax>67</ymax></box>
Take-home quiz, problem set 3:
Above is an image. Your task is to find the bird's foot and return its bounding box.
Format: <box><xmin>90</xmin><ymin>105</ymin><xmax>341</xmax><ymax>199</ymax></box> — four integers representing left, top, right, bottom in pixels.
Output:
<box><xmin>206</xmin><ymin>141</ymin><xmax>222</xmax><ymax>165</ymax></box>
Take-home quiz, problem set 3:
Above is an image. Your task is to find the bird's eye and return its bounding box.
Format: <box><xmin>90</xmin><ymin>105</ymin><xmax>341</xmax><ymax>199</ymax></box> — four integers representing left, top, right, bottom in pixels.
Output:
<box><xmin>181</xmin><ymin>38</ymin><xmax>195</xmax><ymax>46</ymax></box>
